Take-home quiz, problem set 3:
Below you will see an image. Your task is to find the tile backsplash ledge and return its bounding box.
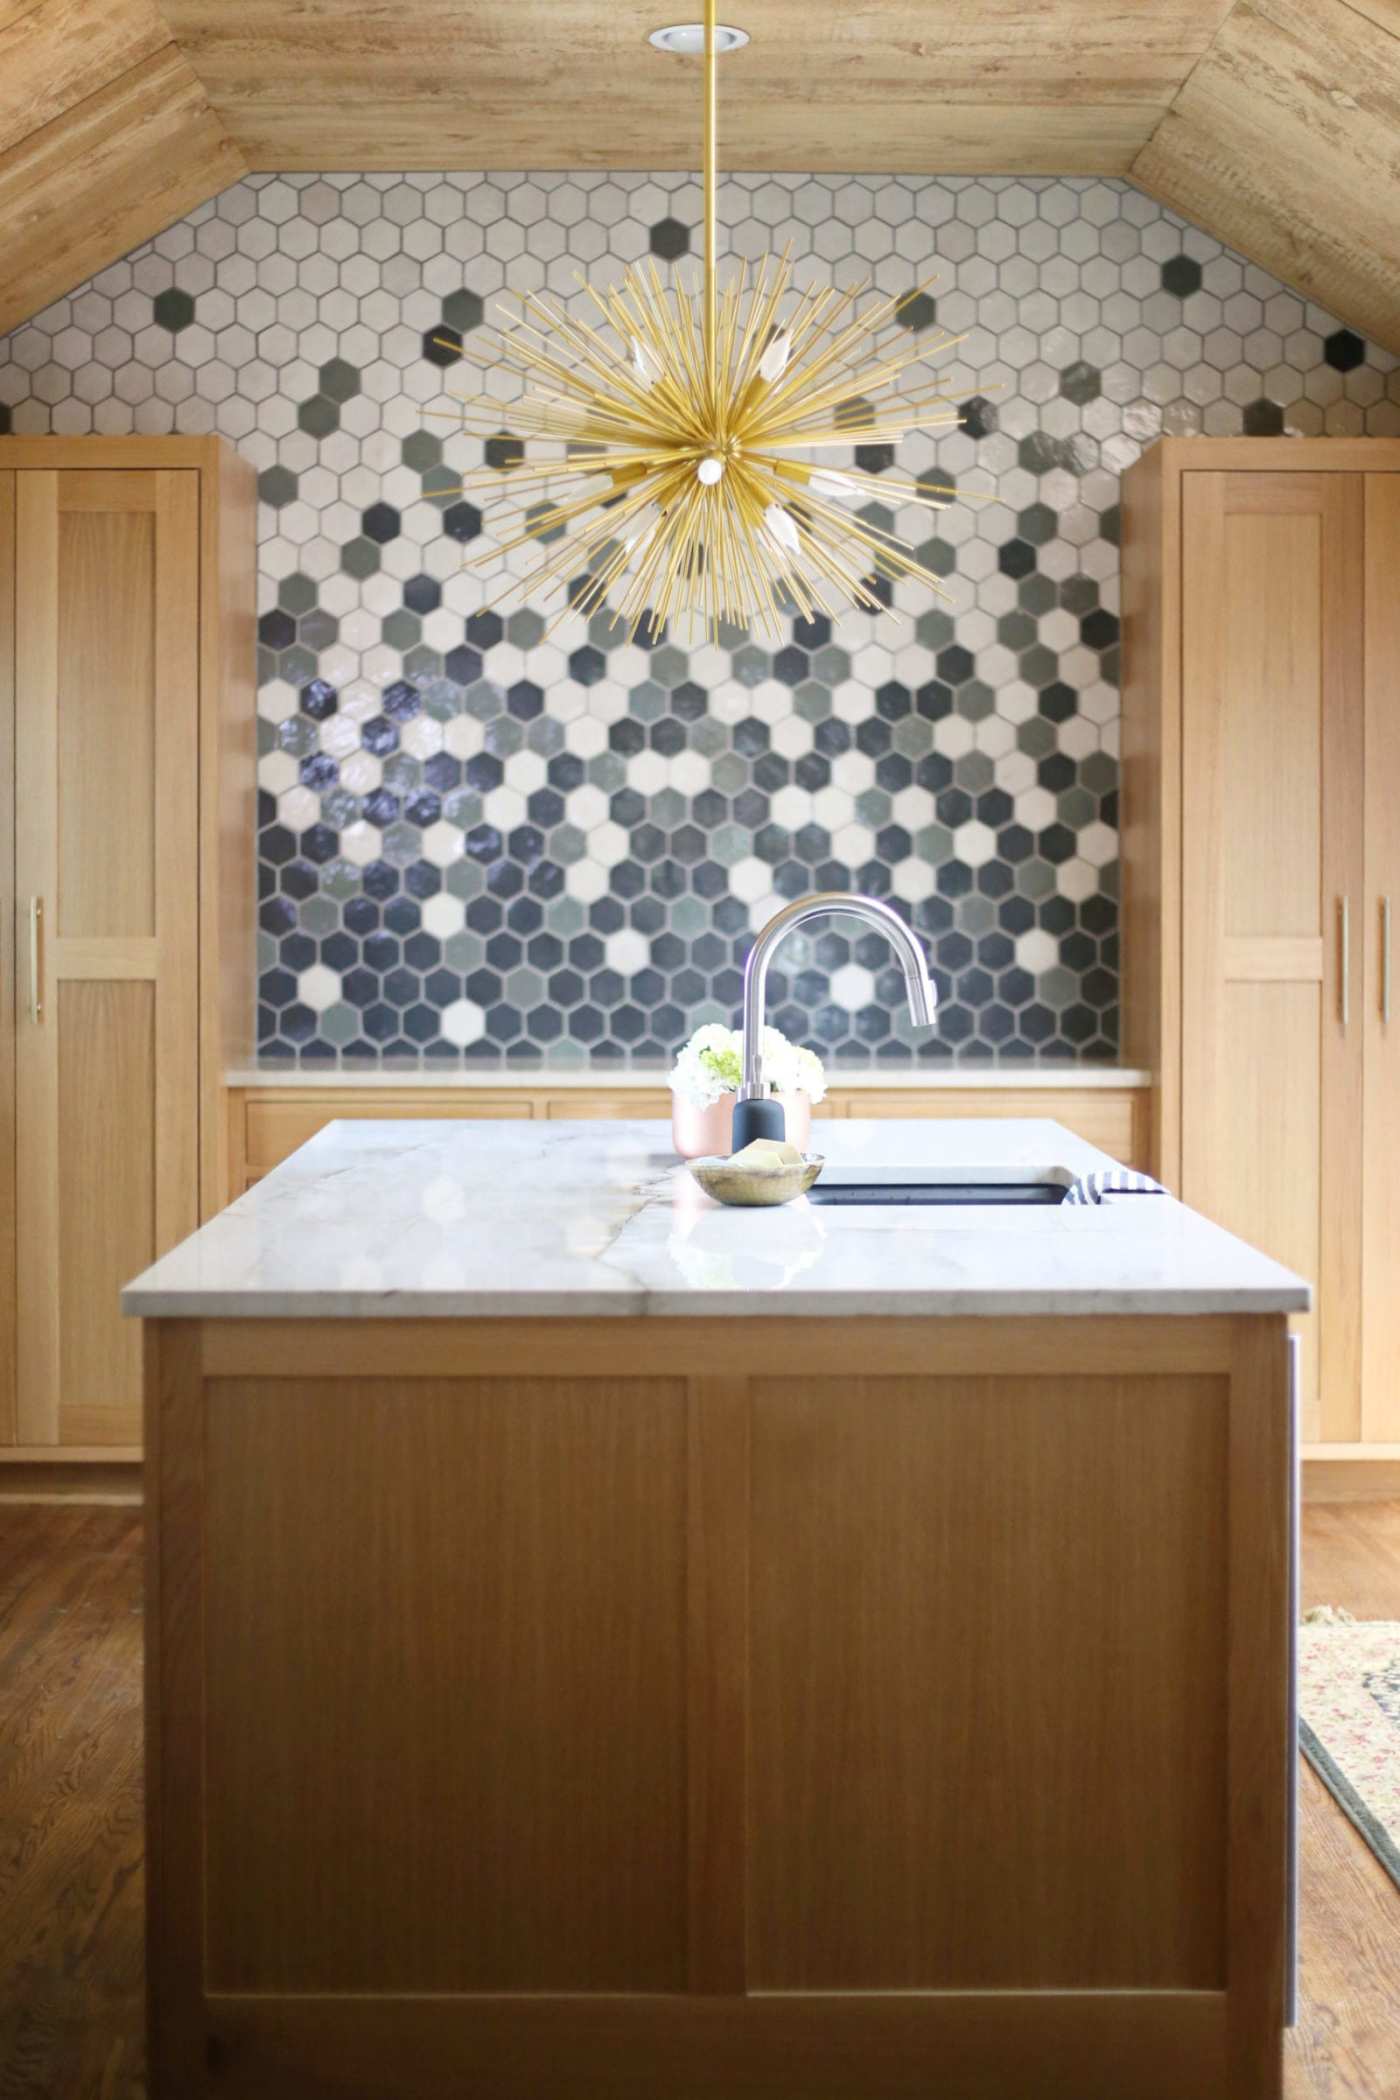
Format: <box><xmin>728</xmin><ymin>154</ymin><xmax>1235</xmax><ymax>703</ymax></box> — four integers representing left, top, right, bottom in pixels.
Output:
<box><xmin>1</xmin><ymin>173</ymin><xmax>1395</xmax><ymax>1064</ymax></box>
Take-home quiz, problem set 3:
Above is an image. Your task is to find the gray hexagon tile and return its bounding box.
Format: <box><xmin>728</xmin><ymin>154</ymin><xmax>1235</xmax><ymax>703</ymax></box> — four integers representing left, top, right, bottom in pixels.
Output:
<box><xmin>3</xmin><ymin>172</ymin><xmax>1396</xmax><ymax>1064</ymax></box>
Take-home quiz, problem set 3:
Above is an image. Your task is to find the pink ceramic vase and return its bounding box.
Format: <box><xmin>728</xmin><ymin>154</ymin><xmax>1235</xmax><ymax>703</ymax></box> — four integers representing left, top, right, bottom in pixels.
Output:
<box><xmin>671</xmin><ymin>1090</ymin><xmax>813</xmax><ymax>1160</ymax></box>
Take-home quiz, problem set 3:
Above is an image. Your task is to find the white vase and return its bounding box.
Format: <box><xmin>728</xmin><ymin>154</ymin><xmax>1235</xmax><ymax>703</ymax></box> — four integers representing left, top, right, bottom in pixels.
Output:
<box><xmin>670</xmin><ymin>1090</ymin><xmax>813</xmax><ymax>1160</ymax></box>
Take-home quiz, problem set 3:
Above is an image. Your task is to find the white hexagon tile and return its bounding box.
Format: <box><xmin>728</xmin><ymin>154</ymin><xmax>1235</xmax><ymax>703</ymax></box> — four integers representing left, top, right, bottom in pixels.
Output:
<box><xmin>2</xmin><ymin>173</ymin><xmax>1396</xmax><ymax>1065</ymax></box>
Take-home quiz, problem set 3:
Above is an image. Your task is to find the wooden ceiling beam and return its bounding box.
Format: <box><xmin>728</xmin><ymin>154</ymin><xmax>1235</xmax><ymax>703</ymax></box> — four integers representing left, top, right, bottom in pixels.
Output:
<box><xmin>1133</xmin><ymin>0</ymin><xmax>1400</xmax><ymax>354</ymax></box>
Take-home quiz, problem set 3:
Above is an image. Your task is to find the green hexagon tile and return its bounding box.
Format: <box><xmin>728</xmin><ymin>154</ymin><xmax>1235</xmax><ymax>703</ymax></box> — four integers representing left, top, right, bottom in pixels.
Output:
<box><xmin>2</xmin><ymin>173</ymin><xmax>1396</xmax><ymax>1062</ymax></box>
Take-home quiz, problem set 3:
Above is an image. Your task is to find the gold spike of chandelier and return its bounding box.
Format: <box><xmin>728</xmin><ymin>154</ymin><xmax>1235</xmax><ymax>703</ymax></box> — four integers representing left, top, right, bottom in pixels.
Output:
<box><xmin>430</xmin><ymin>3</ymin><xmax>976</xmax><ymax>640</ymax></box>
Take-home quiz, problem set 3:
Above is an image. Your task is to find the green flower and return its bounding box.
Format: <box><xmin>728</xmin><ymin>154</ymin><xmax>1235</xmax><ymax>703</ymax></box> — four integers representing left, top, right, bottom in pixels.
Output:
<box><xmin>698</xmin><ymin>1040</ymin><xmax>742</xmax><ymax>1089</ymax></box>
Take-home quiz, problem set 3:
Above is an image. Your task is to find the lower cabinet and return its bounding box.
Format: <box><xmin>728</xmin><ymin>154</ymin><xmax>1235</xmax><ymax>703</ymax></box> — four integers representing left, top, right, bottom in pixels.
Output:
<box><xmin>228</xmin><ymin>1082</ymin><xmax>1150</xmax><ymax>1194</ymax></box>
<box><xmin>145</xmin><ymin>1306</ymin><xmax>1290</xmax><ymax>2099</ymax></box>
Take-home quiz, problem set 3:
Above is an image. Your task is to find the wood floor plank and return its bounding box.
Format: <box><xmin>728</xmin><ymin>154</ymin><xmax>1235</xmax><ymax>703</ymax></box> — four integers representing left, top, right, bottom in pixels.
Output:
<box><xmin>0</xmin><ymin>1498</ymin><xmax>1397</xmax><ymax>2099</ymax></box>
<box><xmin>0</xmin><ymin>1507</ymin><xmax>145</xmax><ymax>2100</ymax></box>
<box><xmin>1284</xmin><ymin>1498</ymin><xmax>1400</xmax><ymax>2098</ymax></box>
<box><xmin>1302</xmin><ymin>1497</ymin><xmax>1400</xmax><ymax>1622</ymax></box>
<box><xmin>0</xmin><ymin>1535</ymin><xmax>141</xmax><ymax>1804</ymax></box>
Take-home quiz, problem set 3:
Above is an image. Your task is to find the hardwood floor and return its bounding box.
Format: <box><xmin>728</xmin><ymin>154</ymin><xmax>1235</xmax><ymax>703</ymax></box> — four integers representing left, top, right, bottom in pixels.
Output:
<box><xmin>0</xmin><ymin>1506</ymin><xmax>144</xmax><ymax>2100</ymax></box>
<box><xmin>1290</xmin><ymin>1499</ymin><xmax>1400</xmax><ymax>2099</ymax></box>
<box><xmin>0</xmin><ymin>1498</ymin><xmax>1396</xmax><ymax>2099</ymax></box>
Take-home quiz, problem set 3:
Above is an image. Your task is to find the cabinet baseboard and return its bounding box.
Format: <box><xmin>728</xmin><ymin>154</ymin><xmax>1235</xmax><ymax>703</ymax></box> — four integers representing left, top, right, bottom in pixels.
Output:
<box><xmin>1303</xmin><ymin>1451</ymin><xmax>1400</xmax><ymax>1502</ymax></box>
<box><xmin>0</xmin><ymin>1457</ymin><xmax>142</xmax><ymax>1503</ymax></box>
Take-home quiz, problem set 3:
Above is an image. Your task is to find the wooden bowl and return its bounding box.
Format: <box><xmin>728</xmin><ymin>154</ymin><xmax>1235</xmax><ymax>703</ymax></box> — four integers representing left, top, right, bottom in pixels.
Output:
<box><xmin>687</xmin><ymin>1153</ymin><xmax>825</xmax><ymax>1208</ymax></box>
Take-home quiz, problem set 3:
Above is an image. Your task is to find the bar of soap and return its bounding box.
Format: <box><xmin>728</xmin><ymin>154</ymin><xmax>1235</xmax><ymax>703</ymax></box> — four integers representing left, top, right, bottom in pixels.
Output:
<box><xmin>728</xmin><ymin>1138</ymin><xmax>804</xmax><ymax>1171</ymax></box>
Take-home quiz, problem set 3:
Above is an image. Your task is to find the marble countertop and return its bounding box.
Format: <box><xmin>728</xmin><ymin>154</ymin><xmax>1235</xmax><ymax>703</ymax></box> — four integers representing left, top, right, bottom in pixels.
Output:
<box><xmin>226</xmin><ymin>1063</ymin><xmax>1152</xmax><ymax>1090</ymax></box>
<box><xmin>123</xmin><ymin>1117</ymin><xmax>1307</xmax><ymax>1321</ymax></box>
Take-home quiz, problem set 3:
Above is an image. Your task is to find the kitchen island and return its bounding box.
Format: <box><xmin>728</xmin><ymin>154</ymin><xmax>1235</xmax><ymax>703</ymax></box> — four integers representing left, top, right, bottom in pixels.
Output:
<box><xmin>126</xmin><ymin>1117</ymin><xmax>1307</xmax><ymax>2100</ymax></box>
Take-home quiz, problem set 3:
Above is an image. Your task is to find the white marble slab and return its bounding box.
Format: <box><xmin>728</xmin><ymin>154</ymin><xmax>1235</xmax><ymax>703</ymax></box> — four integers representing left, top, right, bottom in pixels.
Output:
<box><xmin>224</xmin><ymin>1064</ymin><xmax>1151</xmax><ymax>1090</ymax></box>
<box><xmin>123</xmin><ymin>1118</ymin><xmax>1309</xmax><ymax>1320</ymax></box>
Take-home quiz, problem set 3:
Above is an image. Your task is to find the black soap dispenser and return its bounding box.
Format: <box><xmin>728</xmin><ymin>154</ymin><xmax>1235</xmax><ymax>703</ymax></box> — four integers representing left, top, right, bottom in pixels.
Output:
<box><xmin>730</xmin><ymin>1092</ymin><xmax>786</xmax><ymax>1153</ymax></box>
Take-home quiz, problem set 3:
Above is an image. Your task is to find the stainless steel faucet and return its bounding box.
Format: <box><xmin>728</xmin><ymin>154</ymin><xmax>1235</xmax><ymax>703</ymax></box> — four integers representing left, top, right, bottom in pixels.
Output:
<box><xmin>731</xmin><ymin>891</ymin><xmax>937</xmax><ymax>1149</ymax></box>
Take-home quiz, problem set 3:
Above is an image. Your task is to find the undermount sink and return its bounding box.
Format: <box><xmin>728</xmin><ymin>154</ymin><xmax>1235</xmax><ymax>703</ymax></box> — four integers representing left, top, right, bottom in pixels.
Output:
<box><xmin>808</xmin><ymin>1180</ymin><xmax>1071</xmax><ymax>1208</ymax></box>
<box><xmin>806</xmin><ymin>1166</ymin><xmax>1076</xmax><ymax>1209</ymax></box>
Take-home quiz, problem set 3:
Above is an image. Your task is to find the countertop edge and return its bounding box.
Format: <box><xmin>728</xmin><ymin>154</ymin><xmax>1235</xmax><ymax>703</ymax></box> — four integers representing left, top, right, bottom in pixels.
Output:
<box><xmin>122</xmin><ymin>1287</ymin><xmax>1311</xmax><ymax>1319</ymax></box>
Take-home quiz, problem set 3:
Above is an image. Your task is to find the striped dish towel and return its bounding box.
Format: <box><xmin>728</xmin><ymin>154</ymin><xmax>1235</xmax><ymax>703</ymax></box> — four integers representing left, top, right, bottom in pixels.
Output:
<box><xmin>1064</xmin><ymin>1168</ymin><xmax>1167</xmax><ymax>1206</ymax></box>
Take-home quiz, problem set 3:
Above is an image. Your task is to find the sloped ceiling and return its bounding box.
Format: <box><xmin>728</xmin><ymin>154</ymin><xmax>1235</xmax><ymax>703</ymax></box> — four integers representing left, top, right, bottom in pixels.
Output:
<box><xmin>0</xmin><ymin>0</ymin><xmax>1396</xmax><ymax>350</ymax></box>
<box><xmin>157</xmin><ymin>0</ymin><xmax>1235</xmax><ymax>173</ymax></box>
<box><xmin>1134</xmin><ymin>0</ymin><xmax>1400</xmax><ymax>353</ymax></box>
<box><xmin>0</xmin><ymin>0</ymin><xmax>244</xmax><ymax>335</ymax></box>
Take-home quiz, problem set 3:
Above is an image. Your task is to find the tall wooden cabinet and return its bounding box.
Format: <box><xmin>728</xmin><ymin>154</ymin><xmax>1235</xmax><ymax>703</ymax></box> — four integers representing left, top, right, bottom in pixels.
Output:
<box><xmin>0</xmin><ymin>439</ymin><xmax>254</xmax><ymax>1460</ymax></box>
<box><xmin>1362</xmin><ymin>477</ymin><xmax>1400</xmax><ymax>1451</ymax></box>
<box><xmin>1122</xmin><ymin>438</ymin><xmax>1400</xmax><ymax>1451</ymax></box>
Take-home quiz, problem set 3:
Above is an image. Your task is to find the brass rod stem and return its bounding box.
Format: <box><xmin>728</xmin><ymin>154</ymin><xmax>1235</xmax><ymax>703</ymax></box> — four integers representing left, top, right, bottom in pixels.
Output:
<box><xmin>703</xmin><ymin>0</ymin><xmax>717</xmax><ymax>404</ymax></box>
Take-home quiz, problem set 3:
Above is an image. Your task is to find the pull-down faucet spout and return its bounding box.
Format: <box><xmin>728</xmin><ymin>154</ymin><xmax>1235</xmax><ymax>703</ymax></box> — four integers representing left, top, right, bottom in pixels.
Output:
<box><xmin>730</xmin><ymin>891</ymin><xmax>938</xmax><ymax>1153</ymax></box>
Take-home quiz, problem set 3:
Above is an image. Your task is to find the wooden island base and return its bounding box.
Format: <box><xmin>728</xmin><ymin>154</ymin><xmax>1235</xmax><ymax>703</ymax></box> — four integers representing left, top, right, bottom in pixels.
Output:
<box><xmin>144</xmin><ymin>1312</ymin><xmax>1291</xmax><ymax>2100</ymax></box>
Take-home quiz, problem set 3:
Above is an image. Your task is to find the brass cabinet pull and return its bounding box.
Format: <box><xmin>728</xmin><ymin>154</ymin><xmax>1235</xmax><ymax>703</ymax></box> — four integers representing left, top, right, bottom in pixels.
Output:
<box><xmin>1340</xmin><ymin>896</ymin><xmax>1350</xmax><ymax>1030</ymax></box>
<box><xmin>1384</xmin><ymin>897</ymin><xmax>1393</xmax><ymax>1027</ymax></box>
<box><xmin>27</xmin><ymin>897</ymin><xmax>42</xmax><ymax>1022</ymax></box>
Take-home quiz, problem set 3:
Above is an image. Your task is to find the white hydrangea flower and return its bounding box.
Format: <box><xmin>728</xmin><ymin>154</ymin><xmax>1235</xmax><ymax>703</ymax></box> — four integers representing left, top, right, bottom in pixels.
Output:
<box><xmin>688</xmin><ymin>1022</ymin><xmax>736</xmax><ymax>1056</ymax></box>
<box><xmin>669</xmin><ymin>1024</ymin><xmax>742</xmax><ymax>1108</ymax></box>
<box><xmin>790</xmin><ymin>1044</ymin><xmax>828</xmax><ymax>1105</ymax></box>
<box><xmin>758</xmin><ymin>1024</ymin><xmax>794</xmax><ymax>1082</ymax></box>
<box><xmin>669</xmin><ymin>1021</ymin><xmax>826</xmax><ymax>1108</ymax></box>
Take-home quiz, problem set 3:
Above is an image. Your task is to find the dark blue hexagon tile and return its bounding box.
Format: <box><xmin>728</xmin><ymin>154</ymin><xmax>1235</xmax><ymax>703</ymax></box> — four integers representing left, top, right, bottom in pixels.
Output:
<box><xmin>6</xmin><ymin>171</ymin><xmax>1396</xmax><ymax>1061</ymax></box>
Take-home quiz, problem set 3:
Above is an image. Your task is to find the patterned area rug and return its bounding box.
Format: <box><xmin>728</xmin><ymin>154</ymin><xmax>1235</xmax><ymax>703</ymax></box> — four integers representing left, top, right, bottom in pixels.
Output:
<box><xmin>1299</xmin><ymin>1609</ymin><xmax>1400</xmax><ymax>1893</ymax></box>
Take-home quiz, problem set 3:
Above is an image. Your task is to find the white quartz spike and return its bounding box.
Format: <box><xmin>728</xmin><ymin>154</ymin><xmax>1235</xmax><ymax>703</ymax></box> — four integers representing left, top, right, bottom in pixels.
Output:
<box><xmin>758</xmin><ymin>330</ymin><xmax>792</xmax><ymax>384</ymax></box>
<box><xmin>810</xmin><ymin>468</ymin><xmax>861</xmax><ymax>502</ymax></box>
<box><xmin>764</xmin><ymin>502</ymin><xmax>801</xmax><ymax>557</ymax></box>
<box><xmin>630</xmin><ymin>336</ymin><xmax>660</xmax><ymax>387</ymax></box>
<box><xmin>623</xmin><ymin>513</ymin><xmax>658</xmax><ymax>558</ymax></box>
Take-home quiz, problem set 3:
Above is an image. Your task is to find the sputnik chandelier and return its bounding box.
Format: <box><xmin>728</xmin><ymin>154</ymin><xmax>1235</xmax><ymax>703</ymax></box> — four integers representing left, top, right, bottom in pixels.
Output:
<box><xmin>431</xmin><ymin>2</ymin><xmax>976</xmax><ymax>640</ymax></box>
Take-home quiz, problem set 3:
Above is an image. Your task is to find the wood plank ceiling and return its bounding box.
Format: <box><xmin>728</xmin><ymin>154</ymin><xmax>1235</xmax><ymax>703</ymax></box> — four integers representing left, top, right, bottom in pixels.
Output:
<box><xmin>162</xmin><ymin>1</ymin><xmax>1233</xmax><ymax>174</ymax></box>
<box><xmin>0</xmin><ymin>0</ymin><xmax>1396</xmax><ymax>349</ymax></box>
<box><xmin>0</xmin><ymin>1</ymin><xmax>244</xmax><ymax>336</ymax></box>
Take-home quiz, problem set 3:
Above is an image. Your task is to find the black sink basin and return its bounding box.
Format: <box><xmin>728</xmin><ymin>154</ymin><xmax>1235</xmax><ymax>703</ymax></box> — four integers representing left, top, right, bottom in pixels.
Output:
<box><xmin>806</xmin><ymin>1180</ymin><xmax>1070</xmax><ymax>1208</ymax></box>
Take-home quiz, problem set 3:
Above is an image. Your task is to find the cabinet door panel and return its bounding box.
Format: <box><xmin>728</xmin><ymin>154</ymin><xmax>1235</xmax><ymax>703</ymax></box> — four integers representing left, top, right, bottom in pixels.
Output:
<box><xmin>1363</xmin><ymin>476</ymin><xmax>1400</xmax><ymax>1441</ymax></box>
<box><xmin>56</xmin><ymin>980</ymin><xmax>155</xmax><ymax>1442</ymax></box>
<box><xmin>1180</xmin><ymin>472</ymin><xmax>1364</xmax><ymax>1442</ymax></box>
<box><xmin>55</xmin><ymin>493</ymin><xmax>158</xmax><ymax>938</ymax></box>
<box><xmin>0</xmin><ymin>473</ymin><xmax>13</xmax><ymax>1445</ymax></box>
<box><xmin>14</xmin><ymin>470</ymin><xmax>199</xmax><ymax>1447</ymax></box>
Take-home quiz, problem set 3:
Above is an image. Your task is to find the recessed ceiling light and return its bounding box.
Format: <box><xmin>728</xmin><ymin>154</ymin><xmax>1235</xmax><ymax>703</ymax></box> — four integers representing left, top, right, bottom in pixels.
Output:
<box><xmin>649</xmin><ymin>22</ymin><xmax>749</xmax><ymax>54</ymax></box>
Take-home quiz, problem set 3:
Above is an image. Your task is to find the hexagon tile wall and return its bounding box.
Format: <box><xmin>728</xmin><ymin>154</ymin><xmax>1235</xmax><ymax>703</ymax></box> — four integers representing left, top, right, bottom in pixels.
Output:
<box><xmin>1</xmin><ymin>174</ymin><xmax>1396</xmax><ymax>1066</ymax></box>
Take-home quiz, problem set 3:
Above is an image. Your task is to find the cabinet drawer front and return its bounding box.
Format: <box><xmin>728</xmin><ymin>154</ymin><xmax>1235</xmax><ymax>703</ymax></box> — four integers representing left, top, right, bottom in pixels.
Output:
<box><xmin>542</xmin><ymin>1093</ymin><xmax>674</xmax><ymax>1119</ymax></box>
<box><xmin>544</xmin><ymin>1093</ymin><xmax>843</xmax><ymax>1120</ymax></box>
<box><xmin>827</xmin><ymin>1089</ymin><xmax>1145</xmax><ymax>1168</ymax></box>
<box><xmin>244</xmin><ymin>1096</ymin><xmax>529</xmax><ymax>1181</ymax></box>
